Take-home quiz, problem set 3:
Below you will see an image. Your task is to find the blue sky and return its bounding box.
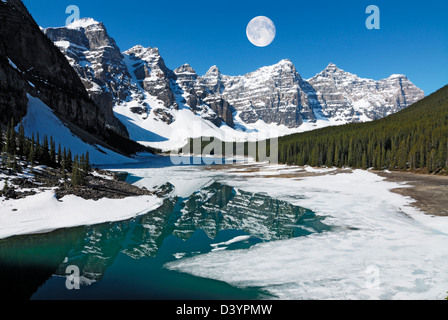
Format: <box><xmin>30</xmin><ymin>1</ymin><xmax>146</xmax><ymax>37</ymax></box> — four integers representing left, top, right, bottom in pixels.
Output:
<box><xmin>23</xmin><ymin>0</ymin><xmax>447</xmax><ymax>95</ymax></box>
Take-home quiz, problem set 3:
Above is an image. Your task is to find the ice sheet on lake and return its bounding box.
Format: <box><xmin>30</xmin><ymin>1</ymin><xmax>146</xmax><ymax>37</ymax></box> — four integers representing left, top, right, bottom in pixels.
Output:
<box><xmin>164</xmin><ymin>168</ymin><xmax>448</xmax><ymax>300</ymax></box>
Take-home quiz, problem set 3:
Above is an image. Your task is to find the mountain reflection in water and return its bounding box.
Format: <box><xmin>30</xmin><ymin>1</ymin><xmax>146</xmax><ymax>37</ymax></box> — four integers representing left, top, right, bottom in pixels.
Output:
<box><xmin>0</xmin><ymin>180</ymin><xmax>332</xmax><ymax>300</ymax></box>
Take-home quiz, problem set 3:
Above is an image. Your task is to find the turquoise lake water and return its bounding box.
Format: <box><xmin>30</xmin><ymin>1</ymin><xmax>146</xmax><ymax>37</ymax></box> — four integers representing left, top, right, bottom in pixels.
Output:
<box><xmin>0</xmin><ymin>156</ymin><xmax>332</xmax><ymax>300</ymax></box>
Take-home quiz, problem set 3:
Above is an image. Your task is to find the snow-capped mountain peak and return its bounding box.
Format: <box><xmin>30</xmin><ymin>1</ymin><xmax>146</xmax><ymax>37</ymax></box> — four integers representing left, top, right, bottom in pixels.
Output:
<box><xmin>277</xmin><ymin>58</ymin><xmax>294</xmax><ymax>66</ymax></box>
<box><xmin>65</xmin><ymin>17</ymin><xmax>101</xmax><ymax>30</ymax></box>
<box><xmin>44</xmin><ymin>18</ymin><xmax>425</xmax><ymax>151</ymax></box>
<box><xmin>125</xmin><ymin>45</ymin><xmax>161</xmax><ymax>62</ymax></box>
<box><xmin>308</xmin><ymin>63</ymin><xmax>424</xmax><ymax>121</ymax></box>
<box><xmin>206</xmin><ymin>65</ymin><xmax>220</xmax><ymax>73</ymax></box>
<box><xmin>314</xmin><ymin>62</ymin><xmax>354</xmax><ymax>79</ymax></box>
<box><xmin>325</xmin><ymin>62</ymin><xmax>338</xmax><ymax>70</ymax></box>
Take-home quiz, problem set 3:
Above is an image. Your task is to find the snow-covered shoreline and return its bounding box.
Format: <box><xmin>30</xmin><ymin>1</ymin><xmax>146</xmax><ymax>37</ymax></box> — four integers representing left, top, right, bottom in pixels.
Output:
<box><xmin>163</xmin><ymin>166</ymin><xmax>448</xmax><ymax>300</ymax></box>
<box><xmin>0</xmin><ymin>189</ymin><xmax>163</xmax><ymax>240</ymax></box>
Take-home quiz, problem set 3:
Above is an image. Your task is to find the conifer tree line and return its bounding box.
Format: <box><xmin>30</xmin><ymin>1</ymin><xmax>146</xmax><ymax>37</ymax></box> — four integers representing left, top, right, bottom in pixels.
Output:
<box><xmin>275</xmin><ymin>85</ymin><xmax>448</xmax><ymax>173</ymax></box>
<box><xmin>0</xmin><ymin>118</ymin><xmax>91</xmax><ymax>186</ymax></box>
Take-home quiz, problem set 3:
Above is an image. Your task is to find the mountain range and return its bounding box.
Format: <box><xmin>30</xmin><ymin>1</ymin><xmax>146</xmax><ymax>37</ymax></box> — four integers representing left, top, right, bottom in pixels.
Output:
<box><xmin>1</xmin><ymin>0</ymin><xmax>425</xmax><ymax>159</ymax></box>
<box><xmin>43</xmin><ymin>17</ymin><xmax>424</xmax><ymax>152</ymax></box>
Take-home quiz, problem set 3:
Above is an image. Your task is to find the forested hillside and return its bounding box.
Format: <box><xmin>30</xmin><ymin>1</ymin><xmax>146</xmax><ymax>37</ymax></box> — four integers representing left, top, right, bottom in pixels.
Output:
<box><xmin>277</xmin><ymin>84</ymin><xmax>448</xmax><ymax>173</ymax></box>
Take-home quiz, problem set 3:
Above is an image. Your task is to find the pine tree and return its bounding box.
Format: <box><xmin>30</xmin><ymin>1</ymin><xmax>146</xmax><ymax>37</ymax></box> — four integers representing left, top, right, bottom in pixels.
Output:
<box><xmin>71</xmin><ymin>155</ymin><xmax>79</xmax><ymax>187</ymax></box>
<box><xmin>8</xmin><ymin>152</ymin><xmax>17</xmax><ymax>172</ymax></box>
<box><xmin>334</xmin><ymin>145</ymin><xmax>340</xmax><ymax>167</ymax></box>
<box><xmin>362</xmin><ymin>152</ymin><xmax>368</xmax><ymax>169</ymax></box>
<box><xmin>0</xmin><ymin>125</ymin><xmax>3</xmax><ymax>150</ymax></box>
<box><xmin>6</xmin><ymin>118</ymin><xmax>16</xmax><ymax>155</ymax></box>
<box><xmin>1</xmin><ymin>150</ymin><xmax>6</xmax><ymax>168</ymax></box>
<box><xmin>12</xmin><ymin>152</ymin><xmax>19</xmax><ymax>173</ymax></box>
<box><xmin>57</xmin><ymin>144</ymin><xmax>62</xmax><ymax>166</ymax></box>
<box><xmin>428</xmin><ymin>149</ymin><xmax>437</xmax><ymax>173</ymax></box>
<box><xmin>42</xmin><ymin>135</ymin><xmax>49</xmax><ymax>165</ymax></box>
<box><xmin>28</xmin><ymin>141</ymin><xmax>35</xmax><ymax>167</ymax></box>
<box><xmin>79</xmin><ymin>154</ymin><xmax>86</xmax><ymax>184</ymax></box>
<box><xmin>67</xmin><ymin>149</ymin><xmax>72</xmax><ymax>171</ymax></box>
<box><xmin>35</xmin><ymin>132</ymin><xmax>41</xmax><ymax>163</ymax></box>
<box><xmin>49</xmin><ymin>137</ymin><xmax>56</xmax><ymax>166</ymax></box>
<box><xmin>2</xmin><ymin>178</ymin><xmax>8</xmax><ymax>195</ymax></box>
<box><xmin>446</xmin><ymin>139</ymin><xmax>448</xmax><ymax>169</ymax></box>
<box><xmin>17</xmin><ymin>123</ymin><xmax>25</xmax><ymax>158</ymax></box>
<box><xmin>397</xmin><ymin>140</ymin><xmax>407</xmax><ymax>169</ymax></box>
<box><xmin>5</xmin><ymin>121</ymin><xmax>10</xmax><ymax>154</ymax></box>
<box><xmin>85</xmin><ymin>151</ymin><xmax>91</xmax><ymax>172</ymax></box>
<box><xmin>61</xmin><ymin>156</ymin><xmax>67</xmax><ymax>182</ymax></box>
<box><xmin>71</xmin><ymin>155</ymin><xmax>87</xmax><ymax>187</ymax></box>
<box><xmin>347</xmin><ymin>138</ymin><xmax>355</xmax><ymax>168</ymax></box>
<box><xmin>62</xmin><ymin>147</ymin><xmax>67</xmax><ymax>166</ymax></box>
<box><xmin>326</xmin><ymin>145</ymin><xmax>334</xmax><ymax>167</ymax></box>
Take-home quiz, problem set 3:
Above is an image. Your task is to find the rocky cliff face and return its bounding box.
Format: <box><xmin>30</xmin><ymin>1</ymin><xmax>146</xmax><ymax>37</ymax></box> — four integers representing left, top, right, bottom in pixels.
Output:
<box><xmin>45</xmin><ymin>21</ymin><xmax>236</xmax><ymax>129</ymax></box>
<box><xmin>0</xmin><ymin>0</ymin><xmax>99</xmax><ymax>130</ymax></box>
<box><xmin>124</xmin><ymin>45</ymin><xmax>177</xmax><ymax>111</ymax></box>
<box><xmin>43</xmin><ymin>18</ymin><xmax>131</xmax><ymax>137</ymax></box>
<box><xmin>0</xmin><ymin>0</ymin><xmax>132</xmax><ymax>153</ymax></box>
<box><xmin>206</xmin><ymin>59</ymin><xmax>318</xmax><ymax>127</ymax></box>
<box><xmin>308</xmin><ymin>63</ymin><xmax>425</xmax><ymax>122</ymax></box>
<box><xmin>173</xmin><ymin>63</ymin><xmax>234</xmax><ymax>127</ymax></box>
<box><xmin>198</xmin><ymin>60</ymin><xmax>425</xmax><ymax>128</ymax></box>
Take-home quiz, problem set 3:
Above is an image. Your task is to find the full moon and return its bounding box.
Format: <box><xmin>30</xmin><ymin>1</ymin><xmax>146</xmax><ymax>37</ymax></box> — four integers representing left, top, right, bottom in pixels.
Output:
<box><xmin>246</xmin><ymin>16</ymin><xmax>276</xmax><ymax>47</ymax></box>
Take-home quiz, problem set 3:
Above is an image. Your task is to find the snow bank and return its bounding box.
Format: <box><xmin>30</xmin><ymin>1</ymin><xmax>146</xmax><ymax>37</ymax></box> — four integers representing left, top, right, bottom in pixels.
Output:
<box><xmin>20</xmin><ymin>94</ymin><xmax>135</xmax><ymax>165</ymax></box>
<box><xmin>65</xmin><ymin>18</ymin><xmax>100</xmax><ymax>30</ymax></box>
<box><xmin>0</xmin><ymin>190</ymin><xmax>163</xmax><ymax>240</ymax></box>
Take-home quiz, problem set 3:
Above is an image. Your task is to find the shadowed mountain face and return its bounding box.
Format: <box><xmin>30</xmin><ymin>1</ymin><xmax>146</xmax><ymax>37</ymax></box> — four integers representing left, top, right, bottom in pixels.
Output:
<box><xmin>0</xmin><ymin>181</ymin><xmax>332</xmax><ymax>296</ymax></box>
<box><xmin>0</xmin><ymin>0</ymin><xmax>129</xmax><ymax>146</ymax></box>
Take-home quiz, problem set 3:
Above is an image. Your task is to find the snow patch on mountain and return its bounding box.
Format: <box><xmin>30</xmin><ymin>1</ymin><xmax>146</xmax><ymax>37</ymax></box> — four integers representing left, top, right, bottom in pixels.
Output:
<box><xmin>65</xmin><ymin>17</ymin><xmax>101</xmax><ymax>30</ymax></box>
<box><xmin>20</xmin><ymin>94</ymin><xmax>134</xmax><ymax>165</ymax></box>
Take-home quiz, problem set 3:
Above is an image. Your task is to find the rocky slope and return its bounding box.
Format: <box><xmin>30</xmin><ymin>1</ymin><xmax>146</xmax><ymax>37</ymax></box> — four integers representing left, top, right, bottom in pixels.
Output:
<box><xmin>207</xmin><ymin>59</ymin><xmax>318</xmax><ymax>127</ymax></box>
<box><xmin>308</xmin><ymin>63</ymin><xmax>425</xmax><ymax>122</ymax></box>
<box><xmin>42</xmin><ymin>18</ymin><xmax>133</xmax><ymax>137</ymax></box>
<box><xmin>43</xmin><ymin>17</ymin><xmax>425</xmax><ymax>150</ymax></box>
<box><xmin>0</xmin><ymin>0</ymin><xmax>143</xmax><ymax>159</ymax></box>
